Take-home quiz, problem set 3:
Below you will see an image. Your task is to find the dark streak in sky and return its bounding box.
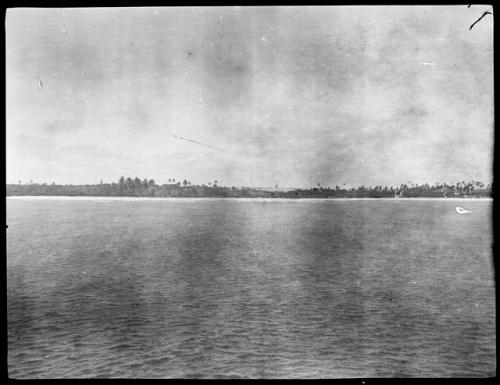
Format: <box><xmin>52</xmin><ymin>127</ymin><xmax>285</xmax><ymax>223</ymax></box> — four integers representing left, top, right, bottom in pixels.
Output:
<box><xmin>169</xmin><ymin>134</ymin><xmax>226</xmax><ymax>152</ymax></box>
<box><xmin>470</xmin><ymin>10</ymin><xmax>492</xmax><ymax>30</ymax></box>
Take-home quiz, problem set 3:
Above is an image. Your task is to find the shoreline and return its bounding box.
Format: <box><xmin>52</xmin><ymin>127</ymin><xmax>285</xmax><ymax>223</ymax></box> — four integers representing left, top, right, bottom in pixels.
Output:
<box><xmin>6</xmin><ymin>195</ymin><xmax>494</xmax><ymax>202</ymax></box>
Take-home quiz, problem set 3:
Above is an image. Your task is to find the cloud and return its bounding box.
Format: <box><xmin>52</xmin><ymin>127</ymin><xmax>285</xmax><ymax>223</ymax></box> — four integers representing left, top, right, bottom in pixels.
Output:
<box><xmin>43</xmin><ymin>120</ymin><xmax>74</xmax><ymax>132</ymax></box>
<box><xmin>6</xmin><ymin>7</ymin><xmax>494</xmax><ymax>186</ymax></box>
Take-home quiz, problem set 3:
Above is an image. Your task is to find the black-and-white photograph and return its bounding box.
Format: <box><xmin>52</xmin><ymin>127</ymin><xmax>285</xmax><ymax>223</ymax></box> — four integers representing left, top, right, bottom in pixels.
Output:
<box><xmin>6</xmin><ymin>5</ymin><xmax>495</xmax><ymax>378</ymax></box>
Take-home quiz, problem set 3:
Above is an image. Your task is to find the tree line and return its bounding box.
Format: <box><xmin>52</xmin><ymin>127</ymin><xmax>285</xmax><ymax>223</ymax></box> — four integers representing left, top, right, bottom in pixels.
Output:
<box><xmin>6</xmin><ymin>177</ymin><xmax>492</xmax><ymax>198</ymax></box>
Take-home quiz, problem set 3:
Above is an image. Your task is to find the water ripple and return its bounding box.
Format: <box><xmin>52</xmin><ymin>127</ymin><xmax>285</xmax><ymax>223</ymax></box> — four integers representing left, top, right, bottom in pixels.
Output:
<box><xmin>7</xmin><ymin>199</ymin><xmax>495</xmax><ymax>378</ymax></box>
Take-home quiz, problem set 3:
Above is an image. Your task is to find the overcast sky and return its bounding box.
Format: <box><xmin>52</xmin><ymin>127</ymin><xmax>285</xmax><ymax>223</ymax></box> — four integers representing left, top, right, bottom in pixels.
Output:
<box><xmin>6</xmin><ymin>6</ymin><xmax>493</xmax><ymax>187</ymax></box>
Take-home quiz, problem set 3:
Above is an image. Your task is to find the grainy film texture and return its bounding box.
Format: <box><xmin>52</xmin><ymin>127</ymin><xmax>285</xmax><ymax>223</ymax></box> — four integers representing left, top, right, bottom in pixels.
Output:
<box><xmin>6</xmin><ymin>6</ymin><xmax>495</xmax><ymax>378</ymax></box>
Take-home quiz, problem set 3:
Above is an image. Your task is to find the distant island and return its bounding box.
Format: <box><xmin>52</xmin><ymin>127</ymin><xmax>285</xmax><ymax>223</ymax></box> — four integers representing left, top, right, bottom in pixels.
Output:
<box><xmin>6</xmin><ymin>177</ymin><xmax>493</xmax><ymax>198</ymax></box>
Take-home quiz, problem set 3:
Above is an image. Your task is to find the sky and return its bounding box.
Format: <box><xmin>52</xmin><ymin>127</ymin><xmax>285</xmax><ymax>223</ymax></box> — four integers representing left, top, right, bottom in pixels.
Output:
<box><xmin>6</xmin><ymin>6</ymin><xmax>494</xmax><ymax>188</ymax></box>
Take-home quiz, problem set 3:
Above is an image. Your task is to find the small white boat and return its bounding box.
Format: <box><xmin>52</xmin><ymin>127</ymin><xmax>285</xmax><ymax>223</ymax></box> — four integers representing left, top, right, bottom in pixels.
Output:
<box><xmin>456</xmin><ymin>207</ymin><xmax>472</xmax><ymax>214</ymax></box>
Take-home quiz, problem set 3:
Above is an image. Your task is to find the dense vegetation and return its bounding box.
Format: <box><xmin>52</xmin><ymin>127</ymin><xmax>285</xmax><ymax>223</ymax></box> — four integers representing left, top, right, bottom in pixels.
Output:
<box><xmin>6</xmin><ymin>177</ymin><xmax>493</xmax><ymax>198</ymax></box>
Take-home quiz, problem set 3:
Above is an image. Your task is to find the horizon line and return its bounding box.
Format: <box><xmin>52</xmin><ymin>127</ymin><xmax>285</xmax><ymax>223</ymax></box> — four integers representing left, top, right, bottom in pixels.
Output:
<box><xmin>6</xmin><ymin>179</ymin><xmax>493</xmax><ymax>190</ymax></box>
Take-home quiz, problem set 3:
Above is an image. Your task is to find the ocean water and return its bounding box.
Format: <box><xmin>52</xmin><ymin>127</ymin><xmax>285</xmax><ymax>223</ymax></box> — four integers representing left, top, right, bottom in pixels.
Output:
<box><xmin>7</xmin><ymin>198</ymin><xmax>495</xmax><ymax>378</ymax></box>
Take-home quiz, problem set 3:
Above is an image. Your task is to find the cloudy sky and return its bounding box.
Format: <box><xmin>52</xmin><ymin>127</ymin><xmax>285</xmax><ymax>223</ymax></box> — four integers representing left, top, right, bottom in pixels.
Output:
<box><xmin>6</xmin><ymin>6</ymin><xmax>493</xmax><ymax>187</ymax></box>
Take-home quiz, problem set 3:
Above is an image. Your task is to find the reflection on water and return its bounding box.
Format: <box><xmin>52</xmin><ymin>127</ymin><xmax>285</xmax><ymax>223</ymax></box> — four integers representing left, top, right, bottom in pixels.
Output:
<box><xmin>7</xmin><ymin>199</ymin><xmax>495</xmax><ymax>378</ymax></box>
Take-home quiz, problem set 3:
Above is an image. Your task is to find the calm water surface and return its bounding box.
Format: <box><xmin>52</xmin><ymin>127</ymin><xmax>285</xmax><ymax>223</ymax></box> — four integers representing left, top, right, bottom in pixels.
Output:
<box><xmin>7</xmin><ymin>198</ymin><xmax>495</xmax><ymax>378</ymax></box>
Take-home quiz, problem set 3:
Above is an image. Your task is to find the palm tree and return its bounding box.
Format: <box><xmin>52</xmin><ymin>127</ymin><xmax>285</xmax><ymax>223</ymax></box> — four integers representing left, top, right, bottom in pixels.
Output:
<box><xmin>126</xmin><ymin>177</ymin><xmax>133</xmax><ymax>191</ymax></box>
